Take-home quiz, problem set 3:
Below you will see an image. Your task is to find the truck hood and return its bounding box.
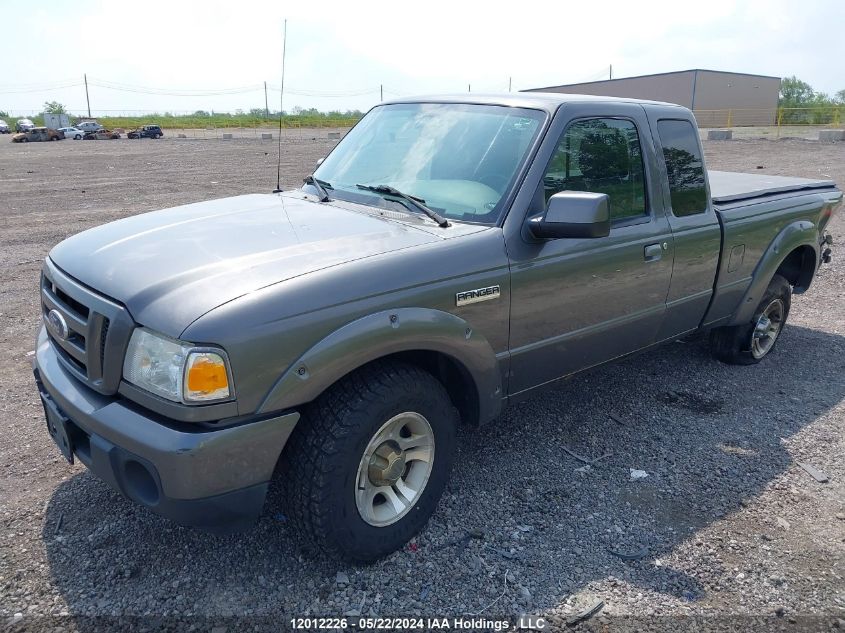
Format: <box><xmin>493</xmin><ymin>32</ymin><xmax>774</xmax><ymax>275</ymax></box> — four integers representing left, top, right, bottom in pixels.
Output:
<box><xmin>49</xmin><ymin>193</ymin><xmax>442</xmax><ymax>337</ymax></box>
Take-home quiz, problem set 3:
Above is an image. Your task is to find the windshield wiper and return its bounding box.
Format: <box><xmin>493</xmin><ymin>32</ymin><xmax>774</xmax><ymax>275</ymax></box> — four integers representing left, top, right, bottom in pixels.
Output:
<box><xmin>303</xmin><ymin>175</ymin><xmax>331</xmax><ymax>202</ymax></box>
<box><xmin>356</xmin><ymin>184</ymin><xmax>450</xmax><ymax>228</ymax></box>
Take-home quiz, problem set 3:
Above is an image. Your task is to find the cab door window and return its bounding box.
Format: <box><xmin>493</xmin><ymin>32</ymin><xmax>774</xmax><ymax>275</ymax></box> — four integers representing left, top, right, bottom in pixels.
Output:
<box><xmin>543</xmin><ymin>118</ymin><xmax>647</xmax><ymax>221</ymax></box>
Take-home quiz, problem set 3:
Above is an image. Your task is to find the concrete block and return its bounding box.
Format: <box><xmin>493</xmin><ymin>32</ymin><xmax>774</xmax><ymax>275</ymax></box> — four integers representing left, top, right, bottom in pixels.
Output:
<box><xmin>819</xmin><ymin>130</ymin><xmax>845</xmax><ymax>142</ymax></box>
<box><xmin>177</xmin><ymin>133</ymin><xmax>187</xmax><ymax>138</ymax></box>
<box><xmin>707</xmin><ymin>129</ymin><xmax>733</xmax><ymax>140</ymax></box>
<box><xmin>261</xmin><ymin>133</ymin><xmax>272</xmax><ymax>140</ymax></box>
<box><xmin>222</xmin><ymin>133</ymin><xmax>233</xmax><ymax>140</ymax></box>
<box><xmin>327</xmin><ymin>132</ymin><xmax>341</xmax><ymax>139</ymax></box>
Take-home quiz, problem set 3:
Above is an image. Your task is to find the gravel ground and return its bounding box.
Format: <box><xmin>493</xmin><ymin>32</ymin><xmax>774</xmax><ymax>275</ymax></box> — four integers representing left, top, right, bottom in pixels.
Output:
<box><xmin>1</xmin><ymin>134</ymin><xmax>844</xmax><ymax>632</ymax></box>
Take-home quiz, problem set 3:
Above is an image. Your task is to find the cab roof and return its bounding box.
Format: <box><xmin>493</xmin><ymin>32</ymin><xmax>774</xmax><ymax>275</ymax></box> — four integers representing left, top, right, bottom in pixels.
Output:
<box><xmin>381</xmin><ymin>92</ymin><xmax>685</xmax><ymax>114</ymax></box>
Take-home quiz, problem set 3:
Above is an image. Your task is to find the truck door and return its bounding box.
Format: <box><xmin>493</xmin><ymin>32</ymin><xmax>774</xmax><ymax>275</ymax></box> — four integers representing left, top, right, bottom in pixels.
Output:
<box><xmin>504</xmin><ymin>103</ymin><xmax>674</xmax><ymax>395</ymax></box>
<box><xmin>644</xmin><ymin>108</ymin><xmax>722</xmax><ymax>340</ymax></box>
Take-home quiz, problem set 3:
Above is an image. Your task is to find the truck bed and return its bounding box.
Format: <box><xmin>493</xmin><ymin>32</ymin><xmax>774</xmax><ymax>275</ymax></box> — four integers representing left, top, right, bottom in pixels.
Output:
<box><xmin>709</xmin><ymin>170</ymin><xmax>836</xmax><ymax>204</ymax></box>
<box><xmin>704</xmin><ymin>171</ymin><xmax>841</xmax><ymax>329</ymax></box>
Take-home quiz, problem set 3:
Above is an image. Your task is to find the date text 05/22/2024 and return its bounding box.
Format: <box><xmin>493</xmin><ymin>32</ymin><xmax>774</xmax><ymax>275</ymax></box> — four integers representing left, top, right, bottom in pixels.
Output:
<box><xmin>289</xmin><ymin>616</ymin><xmax>545</xmax><ymax>630</ymax></box>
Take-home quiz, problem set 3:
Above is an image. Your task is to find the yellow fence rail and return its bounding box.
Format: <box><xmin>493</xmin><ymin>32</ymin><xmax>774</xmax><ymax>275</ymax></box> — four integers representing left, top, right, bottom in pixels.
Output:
<box><xmin>694</xmin><ymin>107</ymin><xmax>844</xmax><ymax>129</ymax></box>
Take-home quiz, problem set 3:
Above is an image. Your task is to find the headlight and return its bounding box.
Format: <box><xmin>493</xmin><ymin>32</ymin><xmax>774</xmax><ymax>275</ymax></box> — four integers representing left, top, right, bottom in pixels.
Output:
<box><xmin>122</xmin><ymin>328</ymin><xmax>233</xmax><ymax>404</ymax></box>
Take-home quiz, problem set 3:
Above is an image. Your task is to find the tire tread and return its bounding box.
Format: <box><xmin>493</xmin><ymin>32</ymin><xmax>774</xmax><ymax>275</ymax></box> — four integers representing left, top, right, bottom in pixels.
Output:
<box><xmin>281</xmin><ymin>360</ymin><xmax>451</xmax><ymax>561</ymax></box>
<box><xmin>710</xmin><ymin>274</ymin><xmax>792</xmax><ymax>365</ymax></box>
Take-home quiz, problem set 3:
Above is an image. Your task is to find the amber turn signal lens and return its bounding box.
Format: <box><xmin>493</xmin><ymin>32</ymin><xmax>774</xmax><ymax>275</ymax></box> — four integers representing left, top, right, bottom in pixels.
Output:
<box><xmin>184</xmin><ymin>352</ymin><xmax>230</xmax><ymax>401</ymax></box>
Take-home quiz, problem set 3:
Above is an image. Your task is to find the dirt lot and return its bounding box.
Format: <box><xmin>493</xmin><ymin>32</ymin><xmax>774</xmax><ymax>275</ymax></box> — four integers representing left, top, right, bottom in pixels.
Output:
<box><xmin>1</xmin><ymin>133</ymin><xmax>844</xmax><ymax>632</ymax></box>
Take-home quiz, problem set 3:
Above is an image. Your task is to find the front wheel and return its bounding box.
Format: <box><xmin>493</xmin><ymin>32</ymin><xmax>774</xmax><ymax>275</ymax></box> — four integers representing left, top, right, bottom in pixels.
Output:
<box><xmin>281</xmin><ymin>361</ymin><xmax>458</xmax><ymax>562</ymax></box>
<box><xmin>710</xmin><ymin>274</ymin><xmax>792</xmax><ymax>365</ymax></box>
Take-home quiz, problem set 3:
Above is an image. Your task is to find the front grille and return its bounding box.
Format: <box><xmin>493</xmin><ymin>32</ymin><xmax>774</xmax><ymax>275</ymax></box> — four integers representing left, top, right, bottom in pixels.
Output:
<box><xmin>41</xmin><ymin>260</ymin><xmax>133</xmax><ymax>395</ymax></box>
<box><xmin>100</xmin><ymin>318</ymin><xmax>110</xmax><ymax>369</ymax></box>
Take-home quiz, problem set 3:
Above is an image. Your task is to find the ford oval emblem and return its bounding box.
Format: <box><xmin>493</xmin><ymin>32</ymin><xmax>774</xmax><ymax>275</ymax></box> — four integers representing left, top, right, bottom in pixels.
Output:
<box><xmin>46</xmin><ymin>309</ymin><xmax>69</xmax><ymax>340</ymax></box>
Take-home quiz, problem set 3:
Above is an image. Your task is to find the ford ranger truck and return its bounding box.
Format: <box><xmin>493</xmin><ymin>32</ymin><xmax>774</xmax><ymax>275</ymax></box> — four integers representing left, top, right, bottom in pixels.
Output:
<box><xmin>33</xmin><ymin>94</ymin><xmax>842</xmax><ymax>561</ymax></box>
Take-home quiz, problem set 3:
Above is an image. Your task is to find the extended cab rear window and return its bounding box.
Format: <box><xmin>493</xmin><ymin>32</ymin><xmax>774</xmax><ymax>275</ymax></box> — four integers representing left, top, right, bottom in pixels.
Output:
<box><xmin>657</xmin><ymin>119</ymin><xmax>707</xmax><ymax>217</ymax></box>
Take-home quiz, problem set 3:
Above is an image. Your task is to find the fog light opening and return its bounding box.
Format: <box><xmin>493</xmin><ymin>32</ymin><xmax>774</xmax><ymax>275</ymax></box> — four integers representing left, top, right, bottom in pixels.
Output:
<box><xmin>123</xmin><ymin>459</ymin><xmax>160</xmax><ymax>506</ymax></box>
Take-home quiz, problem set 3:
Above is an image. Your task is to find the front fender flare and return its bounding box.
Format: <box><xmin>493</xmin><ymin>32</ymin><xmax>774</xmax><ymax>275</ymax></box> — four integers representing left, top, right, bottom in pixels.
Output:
<box><xmin>256</xmin><ymin>308</ymin><xmax>503</xmax><ymax>424</ymax></box>
<box><xmin>728</xmin><ymin>220</ymin><xmax>818</xmax><ymax>326</ymax></box>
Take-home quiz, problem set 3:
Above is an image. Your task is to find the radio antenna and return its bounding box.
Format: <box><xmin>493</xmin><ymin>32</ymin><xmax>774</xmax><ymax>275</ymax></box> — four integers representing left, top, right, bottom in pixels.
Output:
<box><xmin>273</xmin><ymin>18</ymin><xmax>287</xmax><ymax>193</ymax></box>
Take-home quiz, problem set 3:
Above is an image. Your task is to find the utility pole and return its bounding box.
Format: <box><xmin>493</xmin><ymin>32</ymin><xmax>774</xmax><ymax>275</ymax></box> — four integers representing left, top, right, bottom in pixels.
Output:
<box><xmin>509</xmin><ymin>77</ymin><xmax>512</xmax><ymax>92</ymax></box>
<box><xmin>609</xmin><ymin>64</ymin><xmax>613</xmax><ymax>80</ymax></box>
<box><xmin>280</xmin><ymin>19</ymin><xmax>287</xmax><ymax>116</ymax></box>
<box><xmin>264</xmin><ymin>81</ymin><xmax>269</xmax><ymax>117</ymax></box>
<box><xmin>380</xmin><ymin>84</ymin><xmax>383</xmax><ymax>101</ymax></box>
<box><xmin>468</xmin><ymin>83</ymin><xmax>471</xmax><ymax>93</ymax></box>
<box><xmin>84</xmin><ymin>73</ymin><xmax>91</xmax><ymax>118</ymax></box>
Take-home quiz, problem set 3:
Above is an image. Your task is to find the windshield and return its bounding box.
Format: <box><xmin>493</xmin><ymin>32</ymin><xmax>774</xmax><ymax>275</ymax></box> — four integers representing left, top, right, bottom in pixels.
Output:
<box><xmin>314</xmin><ymin>103</ymin><xmax>545</xmax><ymax>224</ymax></box>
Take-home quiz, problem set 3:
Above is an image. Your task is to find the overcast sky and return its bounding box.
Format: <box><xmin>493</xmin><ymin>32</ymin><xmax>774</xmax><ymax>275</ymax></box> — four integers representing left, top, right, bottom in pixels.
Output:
<box><xmin>2</xmin><ymin>0</ymin><xmax>843</xmax><ymax>116</ymax></box>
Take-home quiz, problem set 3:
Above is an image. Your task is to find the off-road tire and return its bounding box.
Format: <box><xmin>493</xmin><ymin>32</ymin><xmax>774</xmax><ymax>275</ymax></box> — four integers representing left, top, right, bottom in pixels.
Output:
<box><xmin>281</xmin><ymin>360</ymin><xmax>458</xmax><ymax>562</ymax></box>
<box><xmin>710</xmin><ymin>274</ymin><xmax>792</xmax><ymax>365</ymax></box>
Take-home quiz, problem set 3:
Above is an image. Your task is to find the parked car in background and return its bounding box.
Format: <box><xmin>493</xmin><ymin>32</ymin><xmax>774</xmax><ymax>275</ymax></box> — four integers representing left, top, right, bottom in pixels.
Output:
<box><xmin>127</xmin><ymin>125</ymin><xmax>164</xmax><ymax>139</ymax></box>
<box><xmin>76</xmin><ymin>121</ymin><xmax>103</xmax><ymax>133</ymax></box>
<box><xmin>0</xmin><ymin>120</ymin><xmax>10</xmax><ymax>133</ymax></box>
<box><xmin>83</xmin><ymin>129</ymin><xmax>120</xmax><ymax>140</ymax></box>
<box><xmin>16</xmin><ymin>118</ymin><xmax>35</xmax><ymax>132</ymax></box>
<box><xmin>11</xmin><ymin>127</ymin><xmax>62</xmax><ymax>142</ymax></box>
<box><xmin>58</xmin><ymin>127</ymin><xmax>85</xmax><ymax>140</ymax></box>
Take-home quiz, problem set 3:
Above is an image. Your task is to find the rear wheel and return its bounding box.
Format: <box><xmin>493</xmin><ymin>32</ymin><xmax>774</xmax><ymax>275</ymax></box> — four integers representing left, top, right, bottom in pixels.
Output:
<box><xmin>710</xmin><ymin>274</ymin><xmax>792</xmax><ymax>365</ymax></box>
<box><xmin>282</xmin><ymin>361</ymin><xmax>458</xmax><ymax>562</ymax></box>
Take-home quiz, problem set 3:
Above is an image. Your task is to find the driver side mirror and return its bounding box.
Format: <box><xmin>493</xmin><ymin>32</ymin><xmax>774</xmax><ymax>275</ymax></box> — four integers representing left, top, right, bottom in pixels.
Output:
<box><xmin>527</xmin><ymin>191</ymin><xmax>610</xmax><ymax>239</ymax></box>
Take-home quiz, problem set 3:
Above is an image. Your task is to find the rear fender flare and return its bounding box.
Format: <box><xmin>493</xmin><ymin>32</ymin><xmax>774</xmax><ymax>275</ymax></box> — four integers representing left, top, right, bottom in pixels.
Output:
<box><xmin>728</xmin><ymin>220</ymin><xmax>818</xmax><ymax>326</ymax></box>
<box><xmin>256</xmin><ymin>308</ymin><xmax>503</xmax><ymax>423</ymax></box>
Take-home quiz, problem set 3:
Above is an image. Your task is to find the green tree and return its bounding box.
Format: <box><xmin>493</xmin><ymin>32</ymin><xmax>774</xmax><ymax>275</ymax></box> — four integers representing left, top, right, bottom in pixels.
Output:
<box><xmin>835</xmin><ymin>89</ymin><xmax>845</xmax><ymax>105</ymax></box>
<box><xmin>778</xmin><ymin>77</ymin><xmax>842</xmax><ymax>124</ymax></box>
<box><xmin>779</xmin><ymin>76</ymin><xmax>816</xmax><ymax>107</ymax></box>
<box><xmin>42</xmin><ymin>101</ymin><xmax>67</xmax><ymax>114</ymax></box>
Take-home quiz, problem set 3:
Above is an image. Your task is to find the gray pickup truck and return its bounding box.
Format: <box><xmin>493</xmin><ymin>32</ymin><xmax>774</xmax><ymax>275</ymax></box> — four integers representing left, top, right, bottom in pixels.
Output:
<box><xmin>33</xmin><ymin>94</ymin><xmax>841</xmax><ymax>561</ymax></box>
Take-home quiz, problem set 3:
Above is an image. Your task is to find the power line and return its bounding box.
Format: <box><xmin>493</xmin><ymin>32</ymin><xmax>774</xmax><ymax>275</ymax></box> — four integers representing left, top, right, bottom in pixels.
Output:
<box><xmin>0</xmin><ymin>77</ymin><xmax>79</xmax><ymax>88</ymax></box>
<box><xmin>87</xmin><ymin>77</ymin><xmax>265</xmax><ymax>96</ymax></box>
<box><xmin>0</xmin><ymin>75</ymin><xmax>386</xmax><ymax>99</ymax></box>
<box><xmin>0</xmin><ymin>80</ymin><xmax>83</xmax><ymax>94</ymax></box>
<box><xmin>267</xmin><ymin>84</ymin><xmax>380</xmax><ymax>97</ymax></box>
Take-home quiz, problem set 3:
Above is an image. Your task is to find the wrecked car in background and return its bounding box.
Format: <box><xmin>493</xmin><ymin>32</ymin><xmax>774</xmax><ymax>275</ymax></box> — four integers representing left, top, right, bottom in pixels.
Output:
<box><xmin>127</xmin><ymin>125</ymin><xmax>164</xmax><ymax>139</ymax></box>
<box><xmin>11</xmin><ymin>127</ymin><xmax>63</xmax><ymax>142</ymax></box>
<box><xmin>83</xmin><ymin>129</ymin><xmax>121</xmax><ymax>140</ymax></box>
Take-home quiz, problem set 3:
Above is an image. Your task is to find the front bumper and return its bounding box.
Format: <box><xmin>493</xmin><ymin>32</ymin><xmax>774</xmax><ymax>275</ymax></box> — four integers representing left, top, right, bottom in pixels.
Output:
<box><xmin>34</xmin><ymin>326</ymin><xmax>299</xmax><ymax>532</ymax></box>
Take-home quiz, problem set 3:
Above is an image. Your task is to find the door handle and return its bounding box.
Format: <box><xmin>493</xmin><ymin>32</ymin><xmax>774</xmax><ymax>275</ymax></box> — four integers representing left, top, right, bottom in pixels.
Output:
<box><xmin>644</xmin><ymin>243</ymin><xmax>663</xmax><ymax>261</ymax></box>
